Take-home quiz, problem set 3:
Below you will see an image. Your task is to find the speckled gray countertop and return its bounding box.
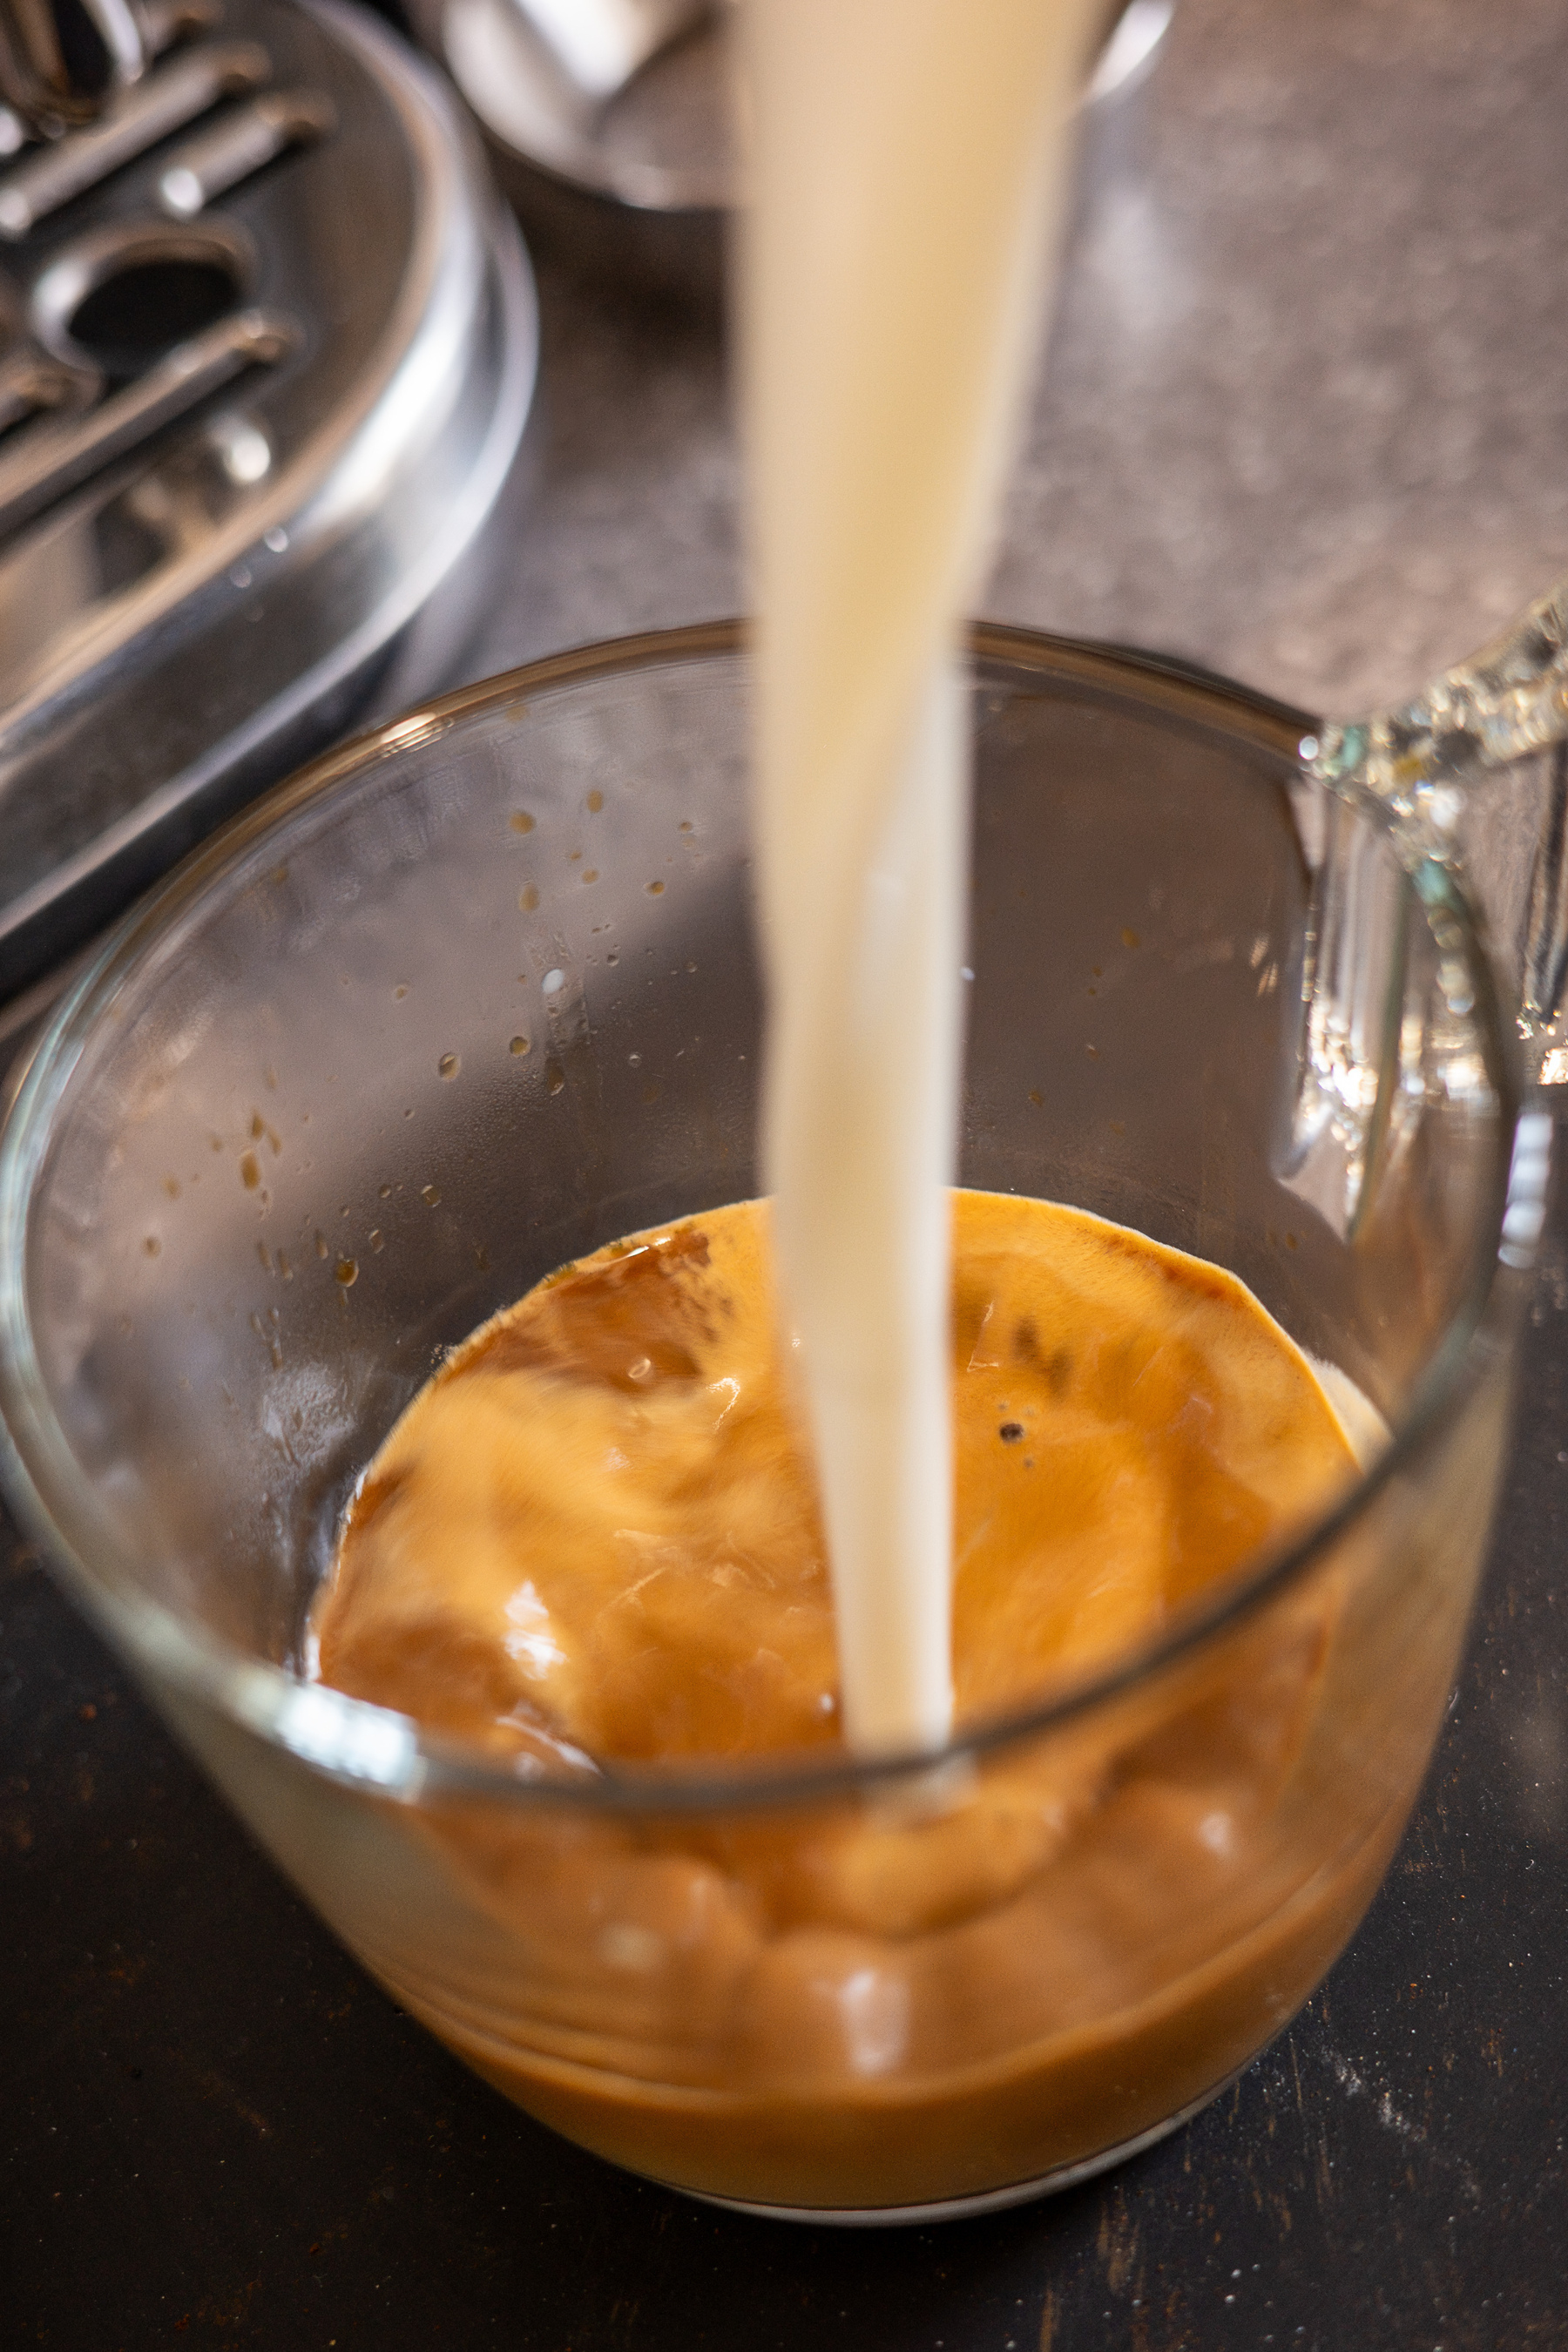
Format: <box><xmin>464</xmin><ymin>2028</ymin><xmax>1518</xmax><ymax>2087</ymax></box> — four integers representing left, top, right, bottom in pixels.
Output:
<box><xmin>8</xmin><ymin>4</ymin><xmax>1568</xmax><ymax>2347</ymax></box>
<box><xmin>464</xmin><ymin>0</ymin><xmax>1568</xmax><ymax>729</ymax></box>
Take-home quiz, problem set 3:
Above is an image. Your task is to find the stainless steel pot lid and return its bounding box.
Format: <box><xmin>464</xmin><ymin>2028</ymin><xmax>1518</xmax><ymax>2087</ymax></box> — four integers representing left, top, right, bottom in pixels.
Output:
<box><xmin>0</xmin><ymin>0</ymin><xmax>538</xmax><ymax>998</ymax></box>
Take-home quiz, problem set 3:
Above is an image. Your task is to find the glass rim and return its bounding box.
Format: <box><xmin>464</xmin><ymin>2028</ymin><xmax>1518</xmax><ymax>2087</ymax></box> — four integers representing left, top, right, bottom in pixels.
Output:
<box><xmin>0</xmin><ymin>619</ymin><xmax>1526</xmax><ymax>1817</ymax></box>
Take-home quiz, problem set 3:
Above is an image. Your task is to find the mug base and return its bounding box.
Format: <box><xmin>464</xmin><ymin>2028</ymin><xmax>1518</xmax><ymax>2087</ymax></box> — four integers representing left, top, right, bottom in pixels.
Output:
<box><xmin>671</xmin><ymin>2064</ymin><xmax>1246</xmax><ymax>2227</ymax></box>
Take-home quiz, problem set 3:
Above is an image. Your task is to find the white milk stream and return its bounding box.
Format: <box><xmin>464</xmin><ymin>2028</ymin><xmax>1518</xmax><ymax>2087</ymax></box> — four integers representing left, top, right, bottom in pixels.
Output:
<box><xmin>739</xmin><ymin>0</ymin><xmax>1104</xmax><ymax>1754</ymax></box>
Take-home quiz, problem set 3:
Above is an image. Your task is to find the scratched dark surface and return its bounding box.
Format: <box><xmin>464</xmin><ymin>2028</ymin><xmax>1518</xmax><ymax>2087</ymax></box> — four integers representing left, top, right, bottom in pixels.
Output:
<box><xmin>3</xmin><ymin>1111</ymin><xmax>1566</xmax><ymax>2352</ymax></box>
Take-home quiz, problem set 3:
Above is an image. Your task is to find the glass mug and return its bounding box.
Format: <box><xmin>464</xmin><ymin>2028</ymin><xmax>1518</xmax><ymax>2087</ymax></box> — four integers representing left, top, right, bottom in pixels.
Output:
<box><xmin>0</xmin><ymin>623</ymin><xmax>1537</xmax><ymax>2220</ymax></box>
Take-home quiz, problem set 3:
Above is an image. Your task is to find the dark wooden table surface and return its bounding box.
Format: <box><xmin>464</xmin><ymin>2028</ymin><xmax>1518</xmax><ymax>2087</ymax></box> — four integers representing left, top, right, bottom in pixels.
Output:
<box><xmin>9</xmin><ymin>3</ymin><xmax>1568</xmax><ymax>2344</ymax></box>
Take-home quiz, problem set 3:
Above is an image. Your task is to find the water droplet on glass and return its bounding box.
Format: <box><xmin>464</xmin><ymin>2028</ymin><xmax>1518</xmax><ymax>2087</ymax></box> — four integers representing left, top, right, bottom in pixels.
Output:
<box><xmin>438</xmin><ymin>1053</ymin><xmax>460</xmax><ymax>1080</ymax></box>
<box><xmin>335</xmin><ymin>1259</ymin><xmax>357</xmax><ymax>1287</ymax></box>
<box><xmin>510</xmin><ymin>1035</ymin><xmax>530</xmax><ymax>1056</ymax></box>
<box><xmin>240</xmin><ymin>1152</ymin><xmax>260</xmax><ymax>1189</ymax></box>
<box><xmin>422</xmin><ymin>1184</ymin><xmax>441</xmax><ymax>1206</ymax></box>
<box><xmin>510</xmin><ymin>812</ymin><xmax>535</xmax><ymax>835</ymax></box>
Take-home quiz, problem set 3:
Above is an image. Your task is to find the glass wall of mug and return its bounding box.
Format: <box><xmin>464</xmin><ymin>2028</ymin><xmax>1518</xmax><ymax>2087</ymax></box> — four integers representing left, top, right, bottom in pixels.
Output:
<box><xmin>0</xmin><ymin>625</ymin><xmax>1525</xmax><ymax>2218</ymax></box>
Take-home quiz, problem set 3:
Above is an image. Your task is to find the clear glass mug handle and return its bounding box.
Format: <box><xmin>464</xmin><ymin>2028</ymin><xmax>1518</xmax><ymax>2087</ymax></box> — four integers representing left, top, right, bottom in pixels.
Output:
<box><xmin>1287</xmin><ymin>577</ymin><xmax>1568</xmax><ymax>1232</ymax></box>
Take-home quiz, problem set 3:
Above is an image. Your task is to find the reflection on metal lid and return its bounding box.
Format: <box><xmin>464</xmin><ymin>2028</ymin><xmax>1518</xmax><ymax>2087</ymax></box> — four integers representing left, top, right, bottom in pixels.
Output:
<box><xmin>0</xmin><ymin>0</ymin><xmax>538</xmax><ymax>1000</ymax></box>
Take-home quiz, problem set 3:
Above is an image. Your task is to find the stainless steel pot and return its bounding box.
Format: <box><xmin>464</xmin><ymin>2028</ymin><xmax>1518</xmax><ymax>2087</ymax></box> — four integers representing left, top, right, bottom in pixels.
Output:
<box><xmin>0</xmin><ymin>0</ymin><xmax>537</xmax><ymax>997</ymax></box>
<box><xmin>406</xmin><ymin>0</ymin><xmax>1172</xmax><ymax>312</ymax></box>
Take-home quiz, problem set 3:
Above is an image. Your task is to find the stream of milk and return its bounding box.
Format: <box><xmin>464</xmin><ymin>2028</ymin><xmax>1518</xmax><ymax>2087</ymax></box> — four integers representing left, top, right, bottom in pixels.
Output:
<box><xmin>739</xmin><ymin>0</ymin><xmax>1104</xmax><ymax>1754</ymax></box>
